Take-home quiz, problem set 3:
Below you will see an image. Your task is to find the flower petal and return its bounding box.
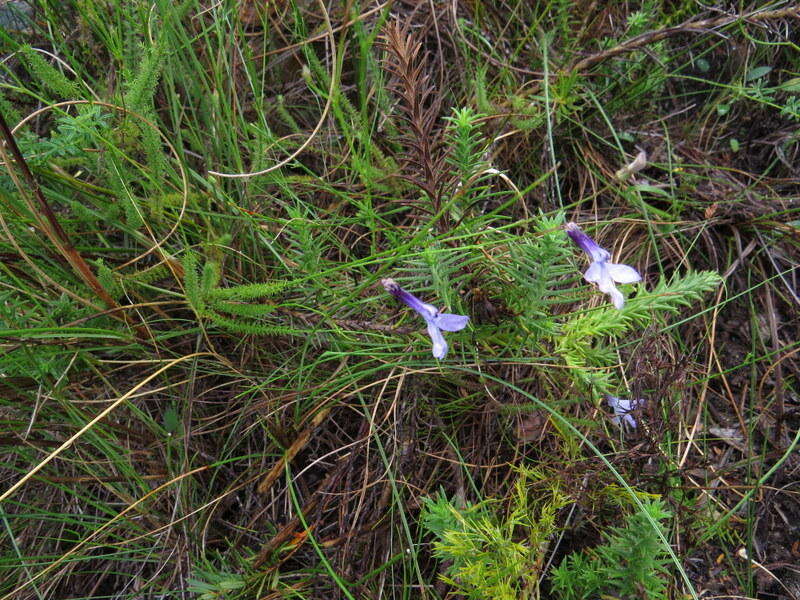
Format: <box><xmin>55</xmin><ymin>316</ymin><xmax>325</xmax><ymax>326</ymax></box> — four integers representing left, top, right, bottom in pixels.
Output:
<box><xmin>607</xmin><ymin>396</ymin><xmax>641</xmax><ymax>429</ymax></box>
<box><xmin>426</xmin><ymin>322</ymin><xmax>448</xmax><ymax>359</ymax></box>
<box><xmin>604</xmin><ymin>284</ymin><xmax>626</xmax><ymax>310</ymax></box>
<box><xmin>433</xmin><ymin>313</ymin><xmax>469</xmax><ymax>332</ymax></box>
<box><xmin>382</xmin><ymin>278</ymin><xmax>437</xmax><ymax>319</ymax></box>
<box><xmin>583</xmin><ymin>261</ymin><xmax>605</xmax><ymax>285</ymax></box>
<box><xmin>382</xmin><ymin>277</ymin><xmax>467</xmax><ymax>358</ymax></box>
<box><xmin>583</xmin><ymin>262</ymin><xmax>628</xmax><ymax>308</ymax></box>
<box><xmin>565</xmin><ymin>222</ymin><xmax>610</xmax><ymax>262</ymax></box>
<box><xmin>606</xmin><ymin>262</ymin><xmax>641</xmax><ymax>284</ymax></box>
<box><xmin>595</xmin><ymin>271</ymin><xmax>626</xmax><ymax>309</ymax></box>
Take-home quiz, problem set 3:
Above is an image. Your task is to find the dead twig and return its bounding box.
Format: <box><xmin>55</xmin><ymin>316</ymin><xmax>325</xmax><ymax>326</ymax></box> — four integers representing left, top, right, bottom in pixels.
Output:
<box><xmin>0</xmin><ymin>111</ymin><xmax>149</xmax><ymax>340</ymax></box>
<box><xmin>570</xmin><ymin>6</ymin><xmax>800</xmax><ymax>73</ymax></box>
<box><xmin>381</xmin><ymin>20</ymin><xmax>449</xmax><ymax>213</ymax></box>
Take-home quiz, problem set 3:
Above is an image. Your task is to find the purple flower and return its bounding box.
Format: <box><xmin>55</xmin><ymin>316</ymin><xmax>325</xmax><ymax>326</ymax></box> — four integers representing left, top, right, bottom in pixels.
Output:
<box><xmin>381</xmin><ymin>278</ymin><xmax>469</xmax><ymax>359</ymax></box>
<box><xmin>565</xmin><ymin>222</ymin><xmax>642</xmax><ymax>309</ymax></box>
<box><xmin>607</xmin><ymin>395</ymin><xmax>644</xmax><ymax>429</ymax></box>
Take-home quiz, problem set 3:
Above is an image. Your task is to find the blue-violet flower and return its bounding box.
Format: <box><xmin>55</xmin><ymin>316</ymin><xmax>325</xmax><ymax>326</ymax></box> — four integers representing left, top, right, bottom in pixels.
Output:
<box><xmin>607</xmin><ymin>395</ymin><xmax>644</xmax><ymax>429</ymax></box>
<box><xmin>382</xmin><ymin>278</ymin><xmax>469</xmax><ymax>359</ymax></box>
<box><xmin>565</xmin><ymin>222</ymin><xmax>641</xmax><ymax>309</ymax></box>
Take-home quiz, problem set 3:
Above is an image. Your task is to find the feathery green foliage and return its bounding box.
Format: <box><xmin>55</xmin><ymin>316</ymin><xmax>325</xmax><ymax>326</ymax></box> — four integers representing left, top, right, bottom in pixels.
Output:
<box><xmin>12</xmin><ymin>105</ymin><xmax>111</xmax><ymax>167</ymax></box>
<box><xmin>505</xmin><ymin>213</ymin><xmax>573</xmax><ymax>339</ymax></box>
<box><xmin>557</xmin><ymin>270</ymin><xmax>722</xmax><ymax>391</ymax></box>
<box><xmin>17</xmin><ymin>44</ymin><xmax>82</xmax><ymax>99</ymax></box>
<box><xmin>445</xmin><ymin>106</ymin><xmax>488</xmax><ymax>186</ymax></box>
<box><xmin>182</xmin><ymin>251</ymin><xmax>300</xmax><ymax>336</ymax></box>
<box><xmin>1</xmin><ymin>1</ymin><xmax>795</xmax><ymax>598</ymax></box>
<box><xmin>421</xmin><ymin>468</ymin><xmax>569</xmax><ymax>600</ymax></box>
<box><xmin>551</xmin><ymin>498</ymin><xmax>673</xmax><ymax>600</ymax></box>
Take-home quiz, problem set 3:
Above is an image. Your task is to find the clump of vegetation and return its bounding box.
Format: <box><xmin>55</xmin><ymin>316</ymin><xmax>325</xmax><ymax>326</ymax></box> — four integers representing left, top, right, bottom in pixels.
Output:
<box><xmin>551</xmin><ymin>498</ymin><xmax>673</xmax><ymax>600</ymax></box>
<box><xmin>1</xmin><ymin>1</ymin><xmax>798</xmax><ymax>598</ymax></box>
<box><xmin>420</xmin><ymin>468</ymin><xmax>568</xmax><ymax>600</ymax></box>
<box><xmin>422</xmin><ymin>489</ymin><xmax>674</xmax><ymax>600</ymax></box>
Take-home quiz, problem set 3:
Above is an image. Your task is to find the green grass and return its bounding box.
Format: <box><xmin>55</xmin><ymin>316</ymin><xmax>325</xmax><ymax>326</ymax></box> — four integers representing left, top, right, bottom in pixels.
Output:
<box><xmin>1</xmin><ymin>1</ymin><xmax>799</xmax><ymax>598</ymax></box>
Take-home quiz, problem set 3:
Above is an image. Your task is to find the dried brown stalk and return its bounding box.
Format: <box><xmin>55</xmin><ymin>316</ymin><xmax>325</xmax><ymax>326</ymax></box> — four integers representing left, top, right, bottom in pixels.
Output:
<box><xmin>381</xmin><ymin>20</ymin><xmax>448</xmax><ymax>212</ymax></box>
<box><xmin>570</xmin><ymin>6</ymin><xmax>800</xmax><ymax>73</ymax></box>
<box><xmin>0</xmin><ymin>110</ymin><xmax>148</xmax><ymax>339</ymax></box>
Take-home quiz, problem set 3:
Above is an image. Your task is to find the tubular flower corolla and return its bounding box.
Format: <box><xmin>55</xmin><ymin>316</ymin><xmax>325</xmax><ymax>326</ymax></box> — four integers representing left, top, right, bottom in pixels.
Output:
<box><xmin>607</xmin><ymin>395</ymin><xmax>644</xmax><ymax>429</ymax></box>
<box><xmin>381</xmin><ymin>278</ymin><xmax>469</xmax><ymax>359</ymax></box>
<box><xmin>565</xmin><ymin>222</ymin><xmax>641</xmax><ymax>309</ymax></box>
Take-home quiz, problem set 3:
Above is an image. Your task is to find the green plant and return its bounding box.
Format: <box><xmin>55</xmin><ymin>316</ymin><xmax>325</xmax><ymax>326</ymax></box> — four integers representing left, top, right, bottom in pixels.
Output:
<box><xmin>444</xmin><ymin>106</ymin><xmax>488</xmax><ymax>188</ymax></box>
<box><xmin>504</xmin><ymin>213</ymin><xmax>573</xmax><ymax>339</ymax></box>
<box><xmin>551</xmin><ymin>497</ymin><xmax>673</xmax><ymax>600</ymax></box>
<box><xmin>420</xmin><ymin>467</ymin><xmax>569</xmax><ymax>600</ymax></box>
<box><xmin>182</xmin><ymin>251</ymin><xmax>298</xmax><ymax>336</ymax></box>
<box><xmin>556</xmin><ymin>270</ymin><xmax>722</xmax><ymax>391</ymax></box>
<box><xmin>15</xmin><ymin>105</ymin><xmax>111</xmax><ymax>165</ymax></box>
<box><xmin>187</xmin><ymin>568</ymin><xmax>245</xmax><ymax>600</ymax></box>
<box><xmin>2</xmin><ymin>1</ymin><xmax>796</xmax><ymax>598</ymax></box>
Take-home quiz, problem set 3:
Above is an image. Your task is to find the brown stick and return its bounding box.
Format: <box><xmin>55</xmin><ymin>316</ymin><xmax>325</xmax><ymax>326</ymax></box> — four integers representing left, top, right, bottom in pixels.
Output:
<box><xmin>0</xmin><ymin>110</ymin><xmax>119</xmax><ymax>306</ymax></box>
<box><xmin>0</xmin><ymin>110</ymin><xmax>148</xmax><ymax>338</ymax></box>
<box><xmin>570</xmin><ymin>6</ymin><xmax>800</xmax><ymax>73</ymax></box>
<box><xmin>255</xmin><ymin>405</ymin><xmax>332</xmax><ymax>495</ymax></box>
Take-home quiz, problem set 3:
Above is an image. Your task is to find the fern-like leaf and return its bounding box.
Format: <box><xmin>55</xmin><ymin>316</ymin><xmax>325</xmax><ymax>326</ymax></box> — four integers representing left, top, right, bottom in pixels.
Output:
<box><xmin>557</xmin><ymin>270</ymin><xmax>721</xmax><ymax>392</ymax></box>
<box><xmin>206</xmin><ymin>280</ymin><xmax>292</xmax><ymax>301</ymax></box>
<box><xmin>200</xmin><ymin>309</ymin><xmax>305</xmax><ymax>338</ymax></box>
